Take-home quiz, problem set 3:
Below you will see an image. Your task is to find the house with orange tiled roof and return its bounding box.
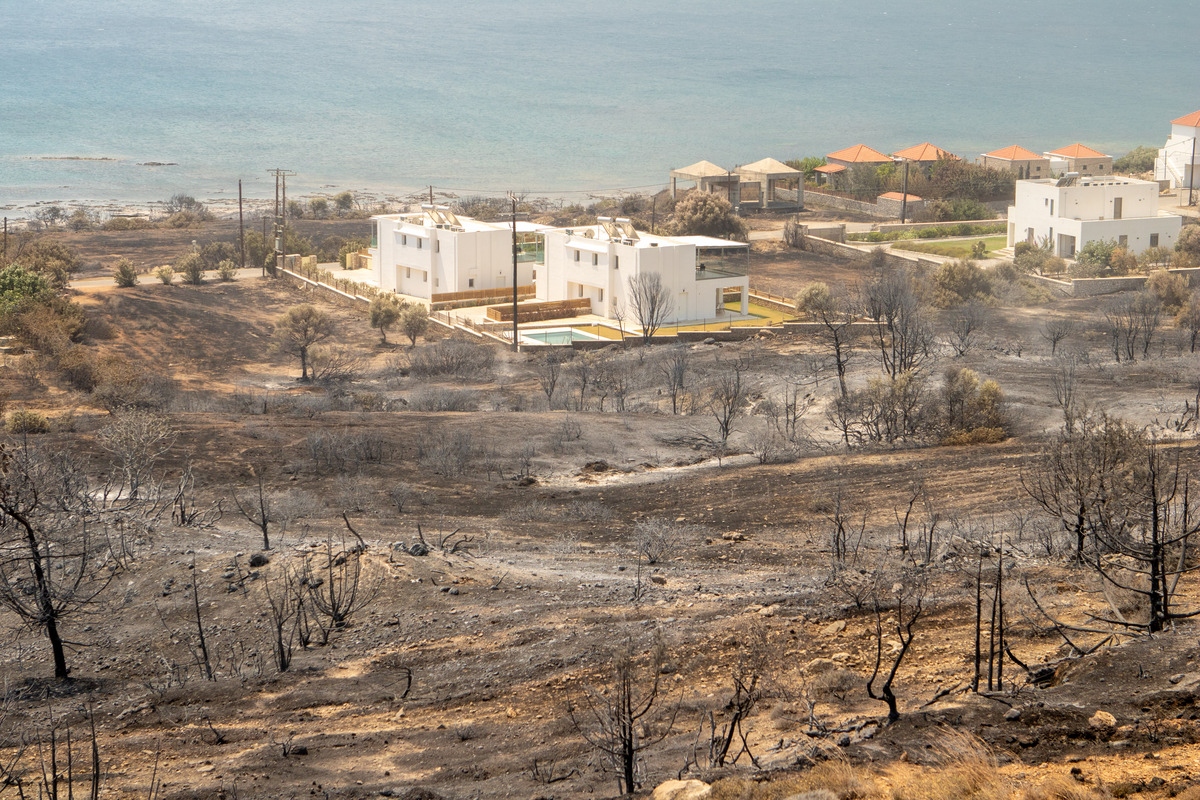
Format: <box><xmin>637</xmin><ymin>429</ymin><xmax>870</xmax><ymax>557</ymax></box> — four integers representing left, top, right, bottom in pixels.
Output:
<box><xmin>891</xmin><ymin>142</ymin><xmax>958</xmax><ymax>166</ymax></box>
<box><xmin>826</xmin><ymin>144</ymin><xmax>892</xmax><ymax>169</ymax></box>
<box><xmin>1155</xmin><ymin>109</ymin><xmax>1200</xmax><ymax>190</ymax></box>
<box><xmin>1045</xmin><ymin>143</ymin><xmax>1112</xmax><ymax>176</ymax></box>
<box><xmin>978</xmin><ymin>145</ymin><xmax>1050</xmax><ymax>179</ymax></box>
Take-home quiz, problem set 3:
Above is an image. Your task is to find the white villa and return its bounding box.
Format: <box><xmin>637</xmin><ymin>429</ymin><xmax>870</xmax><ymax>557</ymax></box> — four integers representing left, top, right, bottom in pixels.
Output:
<box><xmin>370</xmin><ymin>206</ymin><xmax>550</xmax><ymax>301</ymax></box>
<box><xmin>535</xmin><ymin>218</ymin><xmax>750</xmax><ymax>325</ymax></box>
<box><xmin>1006</xmin><ymin>175</ymin><xmax>1181</xmax><ymax>258</ymax></box>
<box><xmin>1154</xmin><ymin>109</ymin><xmax>1200</xmax><ymax>190</ymax></box>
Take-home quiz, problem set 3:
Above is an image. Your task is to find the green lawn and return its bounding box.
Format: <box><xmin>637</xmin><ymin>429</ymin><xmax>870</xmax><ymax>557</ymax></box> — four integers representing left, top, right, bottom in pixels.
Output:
<box><xmin>891</xmin><ymin>235</ymin><xmax>1007</xmax><ymax>258</ymax></box>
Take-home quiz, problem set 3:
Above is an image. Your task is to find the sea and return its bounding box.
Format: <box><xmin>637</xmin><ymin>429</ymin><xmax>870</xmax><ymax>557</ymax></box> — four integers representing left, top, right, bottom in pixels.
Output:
<box><xmin>2</xmin><ymin>0</ymin><xmax>1197</xmax><ymax>218</ymax></box>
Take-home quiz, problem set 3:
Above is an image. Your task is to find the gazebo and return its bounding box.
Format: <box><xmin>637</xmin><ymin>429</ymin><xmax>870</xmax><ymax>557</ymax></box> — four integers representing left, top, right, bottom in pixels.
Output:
<box><xmin>735</xmin><ymin>157</ymin><xmax>803</xmax><ymax>209</ymax></box>
<box><xmin>669</xmin><ymin>160</ymin><xmax>740</xmax><ymax>204</ymax></box>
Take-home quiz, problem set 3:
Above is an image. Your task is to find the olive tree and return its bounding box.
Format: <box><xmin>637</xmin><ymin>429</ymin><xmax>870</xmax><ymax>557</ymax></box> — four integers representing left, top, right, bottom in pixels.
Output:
<box><xmin>369</xmin><ymin>294</ymin><xmax>403</xmax><ymax>343</ymax></box>
<box><xmin>273</xmin><ymin>305</ymin><xmax>336</xmax><ymax>381</ymax></box>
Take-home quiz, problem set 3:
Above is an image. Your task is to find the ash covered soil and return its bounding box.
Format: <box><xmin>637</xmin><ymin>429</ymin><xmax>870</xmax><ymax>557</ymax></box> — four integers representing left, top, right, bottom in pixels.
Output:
<box><xmin>1</xmin><ymin>245</ymin><xmax>1200</xmax><ymax>799</ymax></box>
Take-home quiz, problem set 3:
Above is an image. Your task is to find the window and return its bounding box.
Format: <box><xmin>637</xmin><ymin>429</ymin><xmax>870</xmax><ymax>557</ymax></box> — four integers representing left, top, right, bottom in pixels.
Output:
<box><xmin>614</xmin><ymin>256</ymin><xmax>620</xmax><ymax>268</ymax></box>
<box><xmin>598</xmin><ymin>289</ymin><xmax>604</xmax><ymax>302</ymax></box>
<box><xmin>417</xmin><ymin>238</ymin><xmax>423</xmax><ymax>249</ymax></box>
<box><xmin>1119</xmin><ymin>235</ymin><xmax>1128</xmax><ymax>247</ymax></box>
<box><xmin>401</xmin><ymin>235</ymin><xmax>407</xmax><ymax>245</ymax></box>
<box><xmin>468</xmin><ymin>278</ymin><xmax>475</xmax><ymax>288</ymax></box>
<box><xmin>422</xmin><ymin>271</ymin><xmax>427</xmax><ymax>282</ymax></box>
<box><xmin>405</xmin><ymin>268</ymin><xmax>411</xmax><ymax>279</ymax></box>
<box><xmin>1049</xmin><ymin>199</ymin><xmax>1054</xmax><ymax>215</ymax></box>
<box><xmin>574</xmin><ymin>250</ymin><xmax>580</xmax><ymax>262</ymax></box>
<box><xmin>578</xmin><ymin>285</ymin><xmax>584</xmax><ymax>298</ymax></box>
<box><xmin>1151</xmin><ymin>233</ymin><xmax>1160</xmax><ymax>248</ymax></box>
<box><xmin>435</xmin><ymin>241</ymin><xmax>440</xmax><ymax>252</ymax></box>
<box><xmin>592</xmin><ymin>253</ymin><xmax>598</xmax><ymax>265</ymax></box>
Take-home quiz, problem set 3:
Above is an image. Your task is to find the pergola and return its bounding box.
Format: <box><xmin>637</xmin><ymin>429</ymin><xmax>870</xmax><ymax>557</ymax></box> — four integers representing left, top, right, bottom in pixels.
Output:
<box><xmin>669</xmin><ymin>160</ymin><xmax>740</xmax><ymax>203</ymax></box>
<box><xmin>735</xmin><ymin>157</ymin><xmax>802</xmax><ymax>208</ymax></box>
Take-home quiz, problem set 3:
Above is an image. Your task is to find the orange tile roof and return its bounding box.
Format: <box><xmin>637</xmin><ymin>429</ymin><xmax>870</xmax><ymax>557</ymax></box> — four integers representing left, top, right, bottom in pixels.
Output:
<box><xmin>879</xmin><ymin>192</ymin><xmax>922</xmax><ymax>201</ymax></box>
<box><xmin>1048</xmin><ymin>142</ymin><xmax>1109</xmax><ymax>159</ymax></box>
<box><xmin>1172</xmin><ymin>109</ymin><xmax>1200</xmax><ymax>127</ymax></box>
<box><xmin>891</xmin><ymin>142</ymin><xmax>957</xmax><ymax>161</ymax></box>
<box><xmin>984</xmin><ymin>145</ymin><xmax>1044</xmax><ymax>161</ymax></box>
<box><xmin>813</xmin><ymin>163</ymin><xmax>846</xmax><ymax>173</ymax></box>
<box><xmin>826</xmin><ymin>144</ymin><xmax>891</xmax><ymax>163</ymax></box>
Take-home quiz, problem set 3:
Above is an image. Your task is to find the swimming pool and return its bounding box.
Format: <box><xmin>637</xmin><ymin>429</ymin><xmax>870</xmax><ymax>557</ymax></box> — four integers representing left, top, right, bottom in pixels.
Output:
<box><xmin>522</xmin><ymin>328</ymin><xmax>602</xmax><ymax>345</ymax></box>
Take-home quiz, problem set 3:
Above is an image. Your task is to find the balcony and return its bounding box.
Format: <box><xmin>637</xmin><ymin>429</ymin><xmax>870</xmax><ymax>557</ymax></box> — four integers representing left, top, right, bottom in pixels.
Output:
<box><xmin>695</xmin><ymin>256</ymin><xmax>746</xmax><ymax>280</ymax></box>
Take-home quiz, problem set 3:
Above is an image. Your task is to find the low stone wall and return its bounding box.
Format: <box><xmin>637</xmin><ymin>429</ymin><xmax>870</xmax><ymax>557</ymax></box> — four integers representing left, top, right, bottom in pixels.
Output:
<box><xmin>804</xmin><ymin>236</ymin><xmax>940</xmax><ymax>273</ymax></box>
<box><xmin>800</xmin><ymin>224</ymin><xmax>846</xmax><ymax>243</ymax></box>
<box><xmin>875</xmin><ymin>218</ymin><xmax>1006</xmax><ymax>234</ymax></box>
<box><xmin>876</xmin><ymin>195</ymin><xmax>928</xmax><ymax>218</ymax></box>
<box><xmin>1026</xmin><ymin>275</ymin><xmax>1073</xmax><ymax>297</ymax></box>
<box><xmin>804</xmin><ymin>191</ymin><xmax>893</xmax><ymax>219</ymax></box>
<box><xmin>1029</xmin><ymin>267</ymin><xmax>1200</xmax><ymax>298</ymax></box>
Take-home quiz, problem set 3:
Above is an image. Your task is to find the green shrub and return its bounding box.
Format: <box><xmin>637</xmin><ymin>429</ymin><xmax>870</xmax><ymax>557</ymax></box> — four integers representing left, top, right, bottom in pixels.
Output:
<box><xmin>6</xmin><ymin>409</ymin><xmax>49</xmax><ymax>434</ymax></box>
<box><xmin>217</xmin><ymin>260</ymin><xmax>238</xmax><ymax>281</ymax></box>
<box><xmin>933</xmin><ymin>259</ymin><xmax>993</xmax><ymax>307</ymax></box>
<box><xmin>1147</xmin><ymin>270</ymin><xmax>1190</xmax><ymax>312</ymax></box>
<box><xmin>113</xmin><ymin>258</ymin><xmax>139</xmax><ymax>288</ymax></box>
<box><xmin>154</xmin><ymin>266</ymin><xmax>175</xmax><ymax>285</ymax></box>
<box><xmin>101</xmin><ymin>216</ymin><xmax>150</xmax><ymax>231</ymax></box>
<box><xmin>1113</xmin><ymin>145</ymin><xmax>1157</xmax><ymax>174</ymax></box>
<box><xmin>177</xmin><ymin>252</ymin><xmax>204</xmax><ymax>285</ymax></box>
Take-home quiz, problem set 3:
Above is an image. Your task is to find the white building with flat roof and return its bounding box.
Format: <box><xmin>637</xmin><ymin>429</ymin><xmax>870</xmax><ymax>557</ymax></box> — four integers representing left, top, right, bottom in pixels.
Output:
<box><xmin>1155</xmin><ymin>109</ymin><xmax>1200</xmax><ymax>190</ymax></box>
<box><xmin>1006</xmin><ymin>176</ymin><xmax>1181</xmax><ymax>258</ymax></box>
<box><xmin>536</xmin><ymin>218</ymin><xmax>749</xmax><ymax>325</ymax></box>
<box><xmin>370</xmin><ymin>207</ymin><xmax>550</xmax><ymax>301</ymax></box>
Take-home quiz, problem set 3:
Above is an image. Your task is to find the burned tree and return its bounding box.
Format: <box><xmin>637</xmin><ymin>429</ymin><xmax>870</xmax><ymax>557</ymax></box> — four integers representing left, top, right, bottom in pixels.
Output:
<box><xmin>0</xmin><ymin>445</ymin><xmax>115</xmax><ymax>679</ymax></box>
<box><xmin>568</xmin><ymin>634</ymin><xmax>679</xmax><ymax>795</ymax></box>
<box><xmin>796</xmin><ymin>281</ymin><xmax>858</xmax><ymax>398</ymax></box>
<box><xmin>866</xmin><ymin>575</ymin><xmax>925</xmax><ymax>724</ymax></box>
<box><xmin>861</xmin><ymin>268</ymin><xmax>934</xmax><ymax>379</ymax></box>
<box><xmin>627</xmin><ymin>272</ymin><xmax>674</xmax><ymax>342</ymax></box>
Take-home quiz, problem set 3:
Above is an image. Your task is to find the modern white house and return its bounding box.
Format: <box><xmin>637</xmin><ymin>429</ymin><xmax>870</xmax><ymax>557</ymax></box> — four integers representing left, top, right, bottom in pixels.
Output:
<box><xmin>535</xmin><ymin>218</ymin><xmax>749</xmax><ymax>326</ymax></box>
<box><xmin>1154</xmin><ymin>109</ymin><xmax>1200</xmax><ymax>190</ymax></box>
<box><xmin>370</xmin><ymin>206</ymin><xmax>550</xmax><ymax>301</ymax></box>
<box><xmin>1006</xmin><ymin>175</ymin><xmax>1182</xmax><ymax>258</ymax></box>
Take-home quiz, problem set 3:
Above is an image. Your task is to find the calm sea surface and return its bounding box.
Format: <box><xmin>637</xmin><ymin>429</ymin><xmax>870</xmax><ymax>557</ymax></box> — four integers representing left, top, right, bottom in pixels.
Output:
<box><xmin>2</xmin><ymin>0</ymin><xmax>1197</xmax><ymax>213</ymax></box>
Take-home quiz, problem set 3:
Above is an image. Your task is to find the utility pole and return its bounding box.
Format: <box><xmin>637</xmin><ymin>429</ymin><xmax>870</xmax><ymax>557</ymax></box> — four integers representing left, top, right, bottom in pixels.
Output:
<box><xmin>1190</xmin><ymin>135</ymin><xmax>1197</xmax><ymax>207</ymax></box>
<box><xmin>2</xmin><ymin>217</ymin><xmax>6</xmax><ymax>264</ymax></box>
<box><xmin>429</xmin><ymin>185</ymin><xmax>434</xmax><ymax>205</ymax></box>
<box><xmin>238</xmin><ymin>180</ymin><xmax>245</xmax><ymax>270</ymax></box>
<box><xmin>900</xmin><ymin>159</ymin><xmax>910</xmax><ymax>224</ymax></box>
<box><xmin>267</xmin><ymin>168</ymin><xmax>295</xmax><ymax>274</ymax></box>
<box><xmin>502</xmin><ymin>193</ymin><xmax>529</xmax><ymax>351</ymax></box>
<box><xmin>261</xmin><ymin>215</ymin><xmax>268</xmax><ymax>277</ymax></box>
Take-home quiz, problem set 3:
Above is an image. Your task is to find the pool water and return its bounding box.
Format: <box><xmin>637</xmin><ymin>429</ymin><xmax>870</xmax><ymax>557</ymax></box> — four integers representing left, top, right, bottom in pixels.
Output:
<box><xmin>523</xmin><ymin>328</ymin><xmax>601</xmax><ymax>345</ymax></box>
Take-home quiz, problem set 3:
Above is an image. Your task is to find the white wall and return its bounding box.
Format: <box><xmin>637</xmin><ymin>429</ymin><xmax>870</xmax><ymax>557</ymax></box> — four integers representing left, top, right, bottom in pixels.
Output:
<box><xmin>539</xmin><ymin>228</ymin><xmax>749</xmax><ymax>325</ymax></box>
<box><xmin>371</xmin><ymin>215</ymin><xmax>535</xmax><ymax>299</ymax></box>
<box><xmin>1007</xmin><ymin>179</ymin><xmax>1181</xmax><ymax>256</ymax></box>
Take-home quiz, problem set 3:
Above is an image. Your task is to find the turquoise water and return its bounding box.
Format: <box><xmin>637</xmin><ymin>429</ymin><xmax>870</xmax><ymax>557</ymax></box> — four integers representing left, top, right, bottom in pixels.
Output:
<box><xmin>2</xmin><ymin>0</ymin><xmax>1196</xmax><ymax>213</ymax></box>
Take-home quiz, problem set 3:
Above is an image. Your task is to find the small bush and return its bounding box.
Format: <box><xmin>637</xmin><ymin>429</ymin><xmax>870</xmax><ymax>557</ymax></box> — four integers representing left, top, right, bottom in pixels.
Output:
<box><xmin>408</xmin><ymin>339</ymin><xmax>495</xmax><ymax>379</ymax></box>
<box><xmin>407</xmin><ymin>387</ymin><xmax>479</xmax><ymax>412</ymax></box>
<box><xmin>177</xmin><ymin>252</ymin><xmax>204</xmax><ymax>285</ymax></box>
<box><xmin>6</xmin><ymin>409</ymin><xmax>49</xmax><ymax>434</ymax></box>
<box><xmin>217</xmin><ymin>259</ymin><xmax>238</xmax><ymax>281</ymax></box>
<box><xmin>154</xmin><ymin>266</ymin><xmax>175</xmax><ymax>285</ymax></box>
<box><xmin>101</xmin><ymin>216</ymin><xmax>150</xmax><ymax>231</ymax></box>
<box><xmin>113</xmin><ymin>258</ymin><xmax>139</xmax><ymax>288</ymax></box>
<box><xmin>1147</xmin><ymin>270</ymin><xmax>1190</xmax><ymax>312</ymax></box>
